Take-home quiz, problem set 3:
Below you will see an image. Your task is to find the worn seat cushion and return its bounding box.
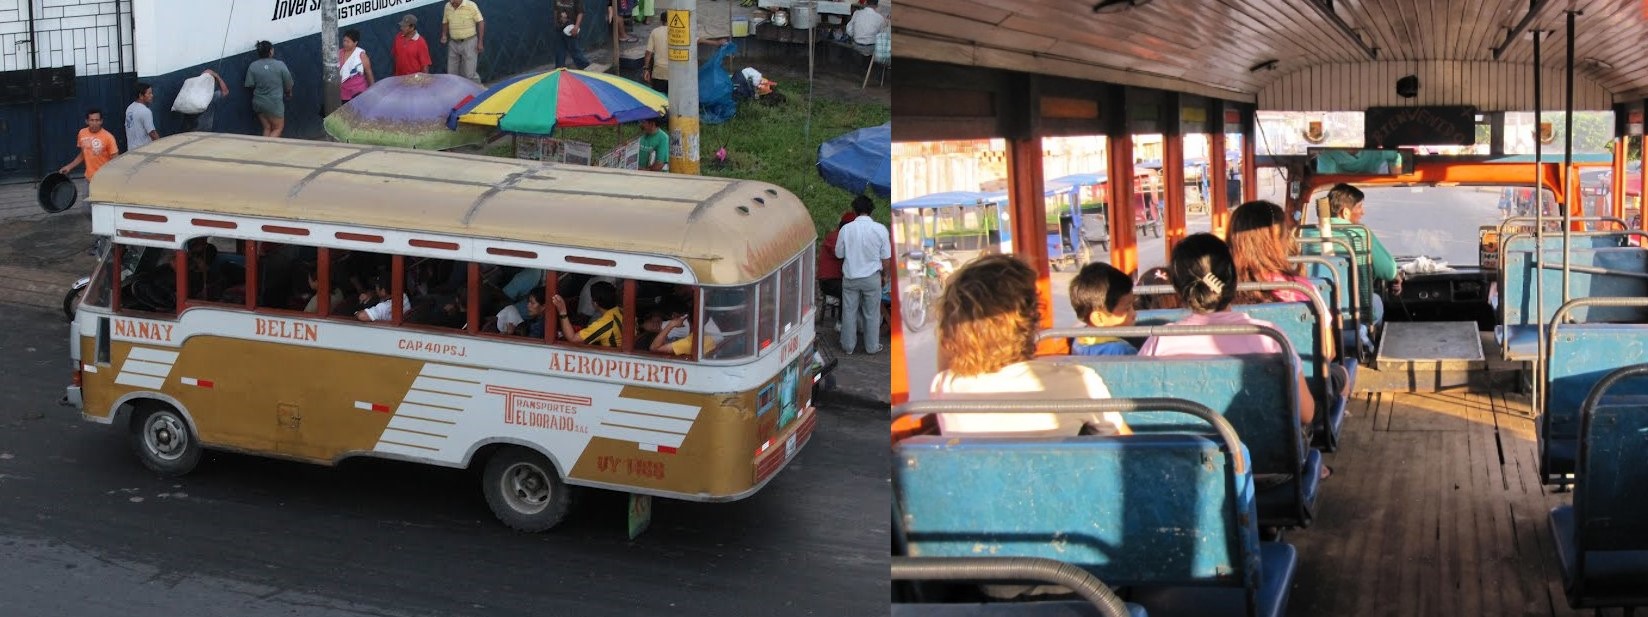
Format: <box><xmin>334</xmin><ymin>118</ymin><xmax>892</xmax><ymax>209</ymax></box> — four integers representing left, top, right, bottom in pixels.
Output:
<box><xmin>1549</xmin><ymin>505</ymin><xmax>1648</xmax><ymax>607</ymax></box>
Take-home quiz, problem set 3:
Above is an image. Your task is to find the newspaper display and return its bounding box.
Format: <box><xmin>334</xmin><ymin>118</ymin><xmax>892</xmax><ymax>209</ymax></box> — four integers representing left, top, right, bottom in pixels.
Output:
<box><xmin>600</xmin><ymin>137</ymin><xmax>643</xmax><ymax>170</ymax></box>
<box><xmin>516</xmin><ymin>137</ymin><xmax>594</xmax><ymax>165</ymax></box>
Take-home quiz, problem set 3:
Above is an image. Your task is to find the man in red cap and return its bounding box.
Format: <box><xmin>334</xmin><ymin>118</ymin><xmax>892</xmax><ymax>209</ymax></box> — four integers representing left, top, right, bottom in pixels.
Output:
<box><xmin>817</xmin><ymin>209</ymin><xmax>854</xmax><ymax>324</ymax></box>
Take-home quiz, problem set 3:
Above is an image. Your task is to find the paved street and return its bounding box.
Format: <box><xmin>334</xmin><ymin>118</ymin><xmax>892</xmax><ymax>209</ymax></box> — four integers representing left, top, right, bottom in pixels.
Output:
<box><xmin>0</xmin><ymin>300</ymin><xmax>887</xmax><ymax>617</ymax></box>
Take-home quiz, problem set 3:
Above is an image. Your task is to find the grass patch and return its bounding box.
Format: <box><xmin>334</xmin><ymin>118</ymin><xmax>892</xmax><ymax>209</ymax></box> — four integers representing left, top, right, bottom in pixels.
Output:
<box><xmin>512</xmin><ymin>81</ymin><xmax>893</xmax><ymax>238</ymax></box>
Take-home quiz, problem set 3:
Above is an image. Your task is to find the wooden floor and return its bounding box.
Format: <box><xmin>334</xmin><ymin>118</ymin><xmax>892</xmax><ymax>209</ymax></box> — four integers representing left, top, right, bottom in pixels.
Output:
<box><xmin>1285</xmin><ymin>385</ymin><xmax>1624</xmax><ymax>617</ymax></box>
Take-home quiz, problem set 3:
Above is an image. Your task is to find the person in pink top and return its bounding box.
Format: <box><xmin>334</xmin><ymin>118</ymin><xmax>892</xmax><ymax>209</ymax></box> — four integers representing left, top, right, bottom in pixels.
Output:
<box><xmin>1138</xmin><ymin>233</ymin><xmax>1316</xmax><ymax>428</ymax></box>
<box><xmin>1228</xmin><ymin>200</ymin><xmax>1312</xmax><ymax>304</ymax></box>
<box><xmin>928</xmin><ymin>254</ymin><xmax>1131</xmax><ymax>437</ymax></box>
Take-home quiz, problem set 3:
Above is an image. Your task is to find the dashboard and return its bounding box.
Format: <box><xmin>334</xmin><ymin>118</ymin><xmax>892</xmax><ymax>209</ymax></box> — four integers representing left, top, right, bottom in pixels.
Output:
<box><xmin>1383</xmin><ymin>265</ymin><xmax>1497</xmax><ymax>331</ymax></box>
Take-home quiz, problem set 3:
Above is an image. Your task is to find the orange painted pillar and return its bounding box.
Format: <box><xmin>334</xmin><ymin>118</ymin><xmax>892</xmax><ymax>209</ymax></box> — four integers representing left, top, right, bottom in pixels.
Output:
<box><xmin>1569</xmin><ymin>164</ymin><xmax>1585</xmax><ymax>232</ymax></box>
<box><xmin>1612</xmin><ymin>137</ymin><xmax>1628</xmax><ymax>220</ymax></box>
<box><xmin>1107</xmin><ymin>134</ymin><xmax>1138</xmax><ymax>275</ymax></box>
<box><xmin>1163</xmin><ymin>135</ymin><xmax>1187</xmax><ymax>255</ymax></box>
<box><xmin>1641</xmin><ymin>136</ymin><xmax>1648</xmax><ymax>231</ymax></box>
<box><xmin>889</xmin><ymin>247</ymin><xmax>907</xmax><ymax>406</ymax></box>
<box><xmin>1007</xmin><ymin>137</ymin><xmax>1065</xmax><ymax>355</ymax></box>
<box><xmin>1241</xmin><ymin>125</ymin><xmax>1258</xmax><ymax>203</ymax></box>
<box><xmin>1209</xmin><ymin>131</ymin><xmax>1230</xmax><ymax>237</ymax></box>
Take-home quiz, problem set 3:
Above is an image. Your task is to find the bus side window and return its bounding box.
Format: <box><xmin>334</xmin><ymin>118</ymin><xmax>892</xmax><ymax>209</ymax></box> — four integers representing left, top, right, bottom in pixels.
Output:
<box><xmin>118</xmin><ymin>247</ymin><xmax>182</xmax><ymax>316</ymax></box>
<box><xmin>703</xmin><ymin>284</ymin><xmax>754</xmax><ymax>359</ymax></box>
<box><xmin>255</xmin><ymin>241</ymin><xmax>308</xmax><ymax>311</ymax></box>
<box><xmin>756</xmin><ymin>272</ymin><xmax>779</xmax><ymax>352</ymax></box>
<box><xmin>185</xmin><ymin>236</ymin><xmax>247</xmax><ymax>306</ymax></box>
<box><xmin>79</xmin><ymin>245</ymin><xmax>121</xmax><ymax>310</ymax></box>
<box><xmin>779</xmin><ymin>258</ymin><xmax>801</xmax><ymax>336</ymax></box>
<box><xmin>404</xmin><ymin>257</ymin><xmax>469</xmax><ymax>329</ymax></box>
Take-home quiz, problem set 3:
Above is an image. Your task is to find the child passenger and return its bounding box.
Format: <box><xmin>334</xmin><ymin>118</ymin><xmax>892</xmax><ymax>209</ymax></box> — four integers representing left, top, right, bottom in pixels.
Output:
<box><xmin>929</xmin><ymin>254</ymin><xmax>1130</xmax><ymax>437</ymax></box>
<box><xmin>1068</xmin><ymin>262</ymin><xmax>1138</xmax><ymax>356</ymax></box>
<box><xmin>1138</xmin><ymin>233</ymin><xmax>1316</xmax><ymax>429</ymax></box>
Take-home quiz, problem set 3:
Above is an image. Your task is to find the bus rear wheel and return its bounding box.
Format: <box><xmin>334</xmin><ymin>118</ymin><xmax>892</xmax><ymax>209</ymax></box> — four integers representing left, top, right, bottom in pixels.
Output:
<box><xmin>129</xmin><ymin>405</ymin><xmax>201</xmax><ymax>476</ymax></box>
<box><xmin>482</xmin><ymin>448</ymin><xmax>572</xmax><ymax>532</ymax></box>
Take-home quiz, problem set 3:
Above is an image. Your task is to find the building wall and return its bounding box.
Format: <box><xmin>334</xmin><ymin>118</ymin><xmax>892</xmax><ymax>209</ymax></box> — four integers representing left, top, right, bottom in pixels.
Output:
<box><xmin>0</xmin><ymin>0</ymin><xmax>133</xmax><ymax>180</ymax></box>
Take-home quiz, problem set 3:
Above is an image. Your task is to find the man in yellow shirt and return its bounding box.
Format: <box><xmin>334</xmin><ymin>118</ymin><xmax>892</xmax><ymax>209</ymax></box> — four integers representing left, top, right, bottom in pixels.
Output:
<box><xmin>642</xmin><ymin>24</ymin><xmax>670</xmax><ymax>93</ymax></box>
<box><xmin>441</xmin><ymin>0</ymin><xmax>485</xmax><ymax>82</ymax></box>
<box><xmin>551</xmin><ymin>281</ymin><xmax>622</xmax><ymax>347</ymax></box>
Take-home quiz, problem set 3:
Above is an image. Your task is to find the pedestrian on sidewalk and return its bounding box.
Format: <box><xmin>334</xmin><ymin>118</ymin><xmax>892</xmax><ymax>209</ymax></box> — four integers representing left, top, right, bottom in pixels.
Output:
<box><xmin>392</xmin><ymin>14</ymin><xmax>433</xmax><ymax>76</ymax></box>
<box><xmin>59</xmin><ymin>108</ymin><xmax>119</xmax><ymax>253</ymax></box>
<box><xmin>553</xmin><ymin>0</ymin><xmax>591</xmax><ymax>70</ymax></box>
<box><xmin>338</xmin><ymin>29</ymin><xmax>376</xmax><ymax>104</ymax></box>
<box><xmin>835</xmin><ymin>195</ymin><xmax>891</xmax><ymax>354</ymax></box>
<box><xmin>442</xmin><ymin>0</ymin><xmax>485</xmax><ymax>82</ymax></box>
<box><xmin>179</xmin><ymin>69</ymin><xmax>230</xmax><ymax>133</ymax></box>
<box><xmin>245</xmin><ymin>41</ymin><xmax>293</xmax><ymax>137</ymax></box>
<box><xmin>633</xmin><ymin>0</ymin><xmax>654</xmax><ymax>25</ymax></box>
<box><xmin>125</xmin><ymin>82</ymin><xmax>159</xmax><ymax>151</ymax></box>
<box><xmin>642</xmin><ymin>24</ymin><xmax>669</xmax><ymax>93</ymax></box>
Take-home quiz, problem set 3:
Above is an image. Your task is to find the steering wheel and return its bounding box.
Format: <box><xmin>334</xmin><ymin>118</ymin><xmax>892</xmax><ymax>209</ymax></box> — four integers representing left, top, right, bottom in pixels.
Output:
<box><xmin>127</xmin><ymin>273</ymin><xmax>177</xmax><ymax>313</ymax></box>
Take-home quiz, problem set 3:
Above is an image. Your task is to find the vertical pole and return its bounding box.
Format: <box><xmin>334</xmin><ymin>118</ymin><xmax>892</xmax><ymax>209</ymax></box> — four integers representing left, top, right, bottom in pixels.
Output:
<box><xmin>321</xmin><ymin>0</ymin><xmax>341</xmax><ymax>115</ymax></box>
<box><xmin>1241</xmin><ymin>107</ymin><xmax>1258</xmax><ymax>204</ymax></box>
<box><xmin>665</xmin><ymin>0</ymin><xmax>701</xmax><ymax>175</ymax></box>
<box><xmin>1107</xmin><ymin>134</ymin><xmax>1138</xmax><ymax>274</ymax></box>
<box><xmin>1209</xmin><ymin>107</ymin><xmax>1230</xmax><ymax>237</ymax></box>
<box><xmin>1641</xmin><ymin>132</ymin><xmax>1648</xmax><ymax>232</ymax></box>
<box><xmin>1533</xmin><ymin>28</ymin><xmax>1546</xmax><ymax>422</ymax></box>
<box><xmin>1007</xmin><ymin>137</ymin><xmax>1060</xmax><ymax>355</ymax></box>
<box><xmin>1562</xmin><ymin>10</ymin><xmax>1576</xmax><ymax>301</ymax></box>
<box><xmin>611</xmin><ymin>0</ymin><xmax>621</xmax><ymax>75</ymax></box>
<box><xmin>1163</xmin><ymin>94</ymin><xmax>1186</xmax><ymax>256</ymax></box>
<box><xmin>1612</xmin><ymin>133</ymin><xmax>1627</xmax><ymax>221</ymax></box>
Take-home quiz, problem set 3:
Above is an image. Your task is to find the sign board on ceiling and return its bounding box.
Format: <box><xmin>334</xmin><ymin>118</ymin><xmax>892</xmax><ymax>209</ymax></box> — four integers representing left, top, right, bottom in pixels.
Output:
<box><xmin>1364</xmin><ymin>106</ymin><xmax>1477</xmax><ymax>148</ymax></box>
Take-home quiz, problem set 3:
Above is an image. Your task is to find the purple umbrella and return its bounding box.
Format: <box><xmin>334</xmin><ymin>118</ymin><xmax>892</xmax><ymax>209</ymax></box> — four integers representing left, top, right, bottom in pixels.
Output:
<box><xmin>324</xmin><ymin>73</ymin><xmax>492</xmax><ymax>150</ymax></box>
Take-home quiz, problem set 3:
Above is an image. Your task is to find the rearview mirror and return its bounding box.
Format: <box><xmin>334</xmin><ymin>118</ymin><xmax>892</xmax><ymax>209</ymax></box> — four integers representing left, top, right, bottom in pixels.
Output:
<box><xmin>1308</xmin><ymin>147</ymin><xmax>1416</xmax><ymax>176</ymax></box>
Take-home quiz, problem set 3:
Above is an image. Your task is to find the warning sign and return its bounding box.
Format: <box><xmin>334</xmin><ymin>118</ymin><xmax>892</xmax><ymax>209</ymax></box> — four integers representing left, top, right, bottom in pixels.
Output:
<box><xmin>668</xmin><ymin>49</ymin><xmax>689</xmax><ymax>62</ymax></box>
<box><xmin>667</xmin><ymin>10</ymin><xmax>690</xmax><ymax>46</ymax></box>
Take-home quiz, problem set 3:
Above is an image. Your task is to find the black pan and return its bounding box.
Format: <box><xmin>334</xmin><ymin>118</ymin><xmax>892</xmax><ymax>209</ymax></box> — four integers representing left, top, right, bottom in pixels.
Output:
<box><xmin>37</xmin><ymin>172</ymin><xmax>77</xmax><ymax>214</ymax></box>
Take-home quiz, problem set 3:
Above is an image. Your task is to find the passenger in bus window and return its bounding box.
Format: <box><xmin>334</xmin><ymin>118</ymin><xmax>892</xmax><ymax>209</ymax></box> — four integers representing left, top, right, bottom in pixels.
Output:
<box><xmin>1229</xmin><ymin>200</ymin><xmax>1313</xmax><ymax>304</ymax></box>
<box><xmin>1067</xmin><ymin>262</ymin><xmax>1137</xmax><ymax>356</ymax></box>
<box><xmin>512</xmin><ymin>286</ymin><xmax>549</xmax><ymax>338</ymax></box>
<box><xmin>928</xmin><ymin>254</ymin><xmax>1130</xmax><ymax>438</ymax></box>
<box><xmin>650</xmin><ymin>298</ymin><xmax>719</xmax><ymax>356</ymax></box>
<box><xmin>1138</xmin><ymin>233</ymin><xmax>1316</xmax><ymax>429</ymax></box>
<box><xmin>302</xmin><ymin>267</ymin><xmax>344</xmax><ymax>314</ymax></box>
<box><xmin>552</xmin><ymin>282</ymin><xmax>622</xmax><ymax>347</ymax></box>
<box><xmin>1134</xmin><ymin>267</ymin><xmax>1180</xmax><ymax>310</ymax></box>
<box><xmin>576</xmin><ymin>274</ymin><xmax>618</xmax><ymax>320</ymax></box>
<box><xmin>354</xmin><ymin>276</ymin><xmax>411</xmax><ymax>322</ymax></box>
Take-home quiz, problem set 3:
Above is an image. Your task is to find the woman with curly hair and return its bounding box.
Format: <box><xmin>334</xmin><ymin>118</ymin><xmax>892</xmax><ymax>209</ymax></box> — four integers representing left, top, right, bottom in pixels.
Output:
<box><xmin>929</xmin><ymin>254</ymin><xmax>1129</xmax><ymax>437</ymax></box>
<box><xmin>1227</xmin><ymin>200</ymin><xmax>1312</xmax><ymax>304</ymax></box>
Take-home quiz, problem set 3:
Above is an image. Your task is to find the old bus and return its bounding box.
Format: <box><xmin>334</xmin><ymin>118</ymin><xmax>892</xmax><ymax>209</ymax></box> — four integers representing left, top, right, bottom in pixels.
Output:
<box><xmin>63</xmin><ymin>133</ymin><xmax>826</xmax><ymax>532</ymax></box>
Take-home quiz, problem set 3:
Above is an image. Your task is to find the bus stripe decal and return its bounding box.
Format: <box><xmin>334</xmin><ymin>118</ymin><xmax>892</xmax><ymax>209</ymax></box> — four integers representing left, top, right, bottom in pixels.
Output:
<box><xmin>395</xmin><ymin>414</ymin><xmax>458</xmax><ymax>426</ymax></box>
<box><xmin>121</xmin><ymin>360</ymin><xmax>174</xmax><ymax>378</ymax></box>
<box><xmin>611</xmin><ymin>399</ymin><xmax>701</xmax><ymax>421</ymax></box>
<box><xmin>596</xmin><ymin>425</ymin><xmax>689</xmax><ymax>449</ymax></box>
<box><xmin>377</xmin><ymin>440</ymin><xmax>440</xmax><ymax>452</ymax></box>
<box><xmin>419</xmin><ymin>364</ymin><xmax>488</xmax><ymax>383</ymax></box>
<box><xmin>180</xmin><ymin>377</ymin><xmax>214</xmax><ymax>388</ymax></box>
<box><xmin>638</xmin><ymin>444</ymin><xmax>679</xmax><ymax>454</ymax></box>
<box><xmin>411</xmin><ymin>376</ymin><xmax>483</xmax><ymax>396</ymax></box>
<box><xmin>395</xmin><ymin>403</ymin><xmax>465</xmax><ymax>420</ymax></box>
<box><xmin>115</xmin><ymin>373</ymin><xmax>166</xmax><ymax>389</ymax></box>
<box><xmin>603</xmin><ymin>411</ymin><xmax>694</xmax><ymax>435</ymax></box>
<box><xmin>383</xmin><ymin>426</ymin><xmax>448</xmax><ymax>439</ymax></box>
<box><xmin>354</xmin><ymin>401</ymin><xmax>391</xmax><ymax>413</ymax></box>
<box><xmin>126</xmin><ymin>348</ymin><xmax>180</xmax><ymax>364</ymax></box>
<box><xmin>403</xmin><ymin>389</ymin><xmax>471</xmax><ymax>411</ymax></box>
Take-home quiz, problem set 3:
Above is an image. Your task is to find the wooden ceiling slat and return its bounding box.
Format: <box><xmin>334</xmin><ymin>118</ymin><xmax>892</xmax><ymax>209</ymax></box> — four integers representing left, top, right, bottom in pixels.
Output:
<box><xmin>1247</xmin><ymin>0</ymin><xmax>1368</xmax><ymax>64</ymax></box>
<box><xmin>1343</xmin><ymin>0</ymin><xmax>1406</xmax><ymax>62</ymax></box>
<box><xmin>901</xmin><ymin>7</ymin><xmax>1060</xmax><ymax>55</ymax></box>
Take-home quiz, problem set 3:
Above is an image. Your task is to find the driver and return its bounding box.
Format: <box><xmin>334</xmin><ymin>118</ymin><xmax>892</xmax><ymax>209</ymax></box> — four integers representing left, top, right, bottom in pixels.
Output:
<box><xmin>1326</xmin><ymin>184</ymin><xmax>1401</xmax><ymax>331</ymax></box>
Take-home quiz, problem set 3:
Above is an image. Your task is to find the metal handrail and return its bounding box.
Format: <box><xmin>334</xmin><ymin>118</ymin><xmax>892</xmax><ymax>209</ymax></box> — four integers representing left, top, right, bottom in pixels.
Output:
<box><xmin>1294</xmin><ymin>235</ymin><xmax>1368</xmax><ymax>354</ymax></box>
<box><xmin>891</xmin><ymin>557</ymin><xmax>1132</xmax><ymax>617</ymax></box>
<box><xmin>894</xmin><ymin>396</ymin><xmax>1246</xmax><ymax>474</ymax></box>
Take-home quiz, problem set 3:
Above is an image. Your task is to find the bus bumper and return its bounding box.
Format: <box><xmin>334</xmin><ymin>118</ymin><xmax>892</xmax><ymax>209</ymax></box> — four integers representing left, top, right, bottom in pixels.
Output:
<box><xmin>62</xmin><ymin>385</ymin><xmax>83</xmax><ymax>410</ymax></box>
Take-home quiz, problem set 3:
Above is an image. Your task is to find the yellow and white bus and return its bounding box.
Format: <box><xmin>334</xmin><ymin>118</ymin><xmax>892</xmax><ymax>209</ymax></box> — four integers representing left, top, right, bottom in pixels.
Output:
<box><xmin>64</xmin><ymin>133</ymin><xmax>827</xmax><ymax>532</ymax></box>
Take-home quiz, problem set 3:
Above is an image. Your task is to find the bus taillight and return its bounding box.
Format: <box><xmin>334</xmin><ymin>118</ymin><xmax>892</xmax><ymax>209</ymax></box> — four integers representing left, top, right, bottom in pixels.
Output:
<box><xmin>71</xmin><ymin>366</ymin><xmax>82</xmax><ymax>387</ymax></box>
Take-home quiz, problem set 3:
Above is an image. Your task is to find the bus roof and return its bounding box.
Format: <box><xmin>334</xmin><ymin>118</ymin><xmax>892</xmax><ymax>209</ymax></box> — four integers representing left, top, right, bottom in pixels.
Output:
<box><xmin>89</xmin><ymin>133</ymin><xmax>815</xmax><ymax>286</ymax></box>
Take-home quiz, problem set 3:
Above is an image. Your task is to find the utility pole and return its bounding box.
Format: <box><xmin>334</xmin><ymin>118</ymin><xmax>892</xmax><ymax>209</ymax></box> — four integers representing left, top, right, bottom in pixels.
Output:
<box><xmin>320</xmin><ymin>0</ymin><xmax>341</xmax><ymax>115</ymax></box>
<box><xmin>665</xmin><ymin>0</ymin><xmax>699</xmax><ymax>175</ymax></box>
<box><xmin>609</xmin><ymin>0</ymin><xmax>621</xmax><ymax>75</ymax></box>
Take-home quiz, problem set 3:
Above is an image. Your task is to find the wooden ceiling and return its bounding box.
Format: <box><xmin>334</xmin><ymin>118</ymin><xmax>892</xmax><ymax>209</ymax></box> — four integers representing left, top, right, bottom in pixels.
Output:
<box><xmin>894</xmin><ymin>0</ymin><xmax>1648</xmax><ymax>107</ymax></box>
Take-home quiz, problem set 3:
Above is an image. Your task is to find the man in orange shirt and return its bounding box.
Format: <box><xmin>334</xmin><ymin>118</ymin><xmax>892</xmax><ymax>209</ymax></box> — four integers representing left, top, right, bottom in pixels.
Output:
<box><xmin>59</xmin><ymin>108</ymin><xmax>119</xmax><ymax>181</ymax></box>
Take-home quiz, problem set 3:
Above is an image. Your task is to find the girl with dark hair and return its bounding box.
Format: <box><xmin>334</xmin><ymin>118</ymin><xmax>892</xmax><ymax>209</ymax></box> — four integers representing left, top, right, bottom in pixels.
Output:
<box><xmin>1133</xmin><ymin>266</ymin><xmax>1180</xmax><ymax>310</ymax></box>
<box><xmin>1139</xmin><ymin>233</ymin><xmax>1316</xmax><ymax>428</ymax></box>
<box><xmin>1228</xmin><ymin>200</ymin><xmax>1312</xmax><ymax>304</ymax></box>
<box><xmin>928</xmin><ymin>254</ymin><xmax>1129</xmax><ymax>437</ymax></box>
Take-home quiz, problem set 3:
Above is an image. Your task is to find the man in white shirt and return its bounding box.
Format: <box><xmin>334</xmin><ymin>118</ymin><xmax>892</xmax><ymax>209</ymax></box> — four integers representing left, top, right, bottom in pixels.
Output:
<box><xmin>844</xmin><ymin>0</ymin><xmax>886</xmax><ymax>46</ymax></box>
<box><xmin>125</xmin><ymin>82</ymin><xmax>159</xmax><ymax>150</ymax></box>
<box><xmin>834</xmin><ymin>195</ymin><xmax>891</xmax><ymax>354</ymax></box>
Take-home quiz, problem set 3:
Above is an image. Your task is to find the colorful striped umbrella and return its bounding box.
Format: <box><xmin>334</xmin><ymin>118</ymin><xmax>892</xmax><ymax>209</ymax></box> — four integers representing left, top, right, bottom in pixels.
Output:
<box><xmin>447</xmin><ymin>68</ymin><xmax>667</xmax><ymax>136</ymax></box>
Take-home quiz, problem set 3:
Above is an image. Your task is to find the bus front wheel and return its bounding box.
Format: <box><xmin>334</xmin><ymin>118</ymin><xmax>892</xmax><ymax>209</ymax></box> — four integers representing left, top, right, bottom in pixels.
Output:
<box><xmin>482</xmin><ymin>448</ymin><xmax>573</xmax><ymax>532</ymax></box>
<box><xmin>129</xmin><ymin>405</ymin><xmax>201</xmax><ymax>476</ymax></box>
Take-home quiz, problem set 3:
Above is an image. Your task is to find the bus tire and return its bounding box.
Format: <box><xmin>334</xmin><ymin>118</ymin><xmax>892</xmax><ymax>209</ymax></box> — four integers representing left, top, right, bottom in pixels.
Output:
<box><xmin>129</xmin><ymin>405</ymin><xmax>201</xmax><ymax>477</ymax></box>
<box><xmin>482</xmin><ymin>448</ymin><xmax>572</xmax><ymax>532</ymax></box>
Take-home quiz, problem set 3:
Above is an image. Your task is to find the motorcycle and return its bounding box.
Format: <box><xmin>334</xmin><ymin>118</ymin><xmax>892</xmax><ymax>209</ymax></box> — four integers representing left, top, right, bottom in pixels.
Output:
<box><xmin>64</xmin><ymin>276</ymin><xmax>89</xmax><ymax>322</ymax></box>
<box><xmin>900</xmin><ymin>249</ymin><xmax>958</xmax><ymax>332</ymax></box>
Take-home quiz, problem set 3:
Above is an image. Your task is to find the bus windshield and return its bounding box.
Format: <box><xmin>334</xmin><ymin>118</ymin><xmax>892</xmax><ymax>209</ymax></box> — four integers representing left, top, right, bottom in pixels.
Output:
<box><xmin>1308</xmin><ymin>184</ymin><xmax>1558</xmax><ymax>268</ymax></box>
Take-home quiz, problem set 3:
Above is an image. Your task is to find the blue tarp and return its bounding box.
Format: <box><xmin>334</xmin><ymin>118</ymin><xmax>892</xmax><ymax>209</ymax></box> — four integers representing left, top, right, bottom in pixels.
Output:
<box><xmin>818</xmin><ymin>122</ymin><xmax>891</xmax><ymax>197</ymax></box>
<box><xmin>701</xmin><ymin>42</ymin><xmax>740</xmax><ymax>125</ymax></box>
<box><xmin>892</xmin><ymin>191</ymin><xmax>989</xmax><ymax>209</ymax></box>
